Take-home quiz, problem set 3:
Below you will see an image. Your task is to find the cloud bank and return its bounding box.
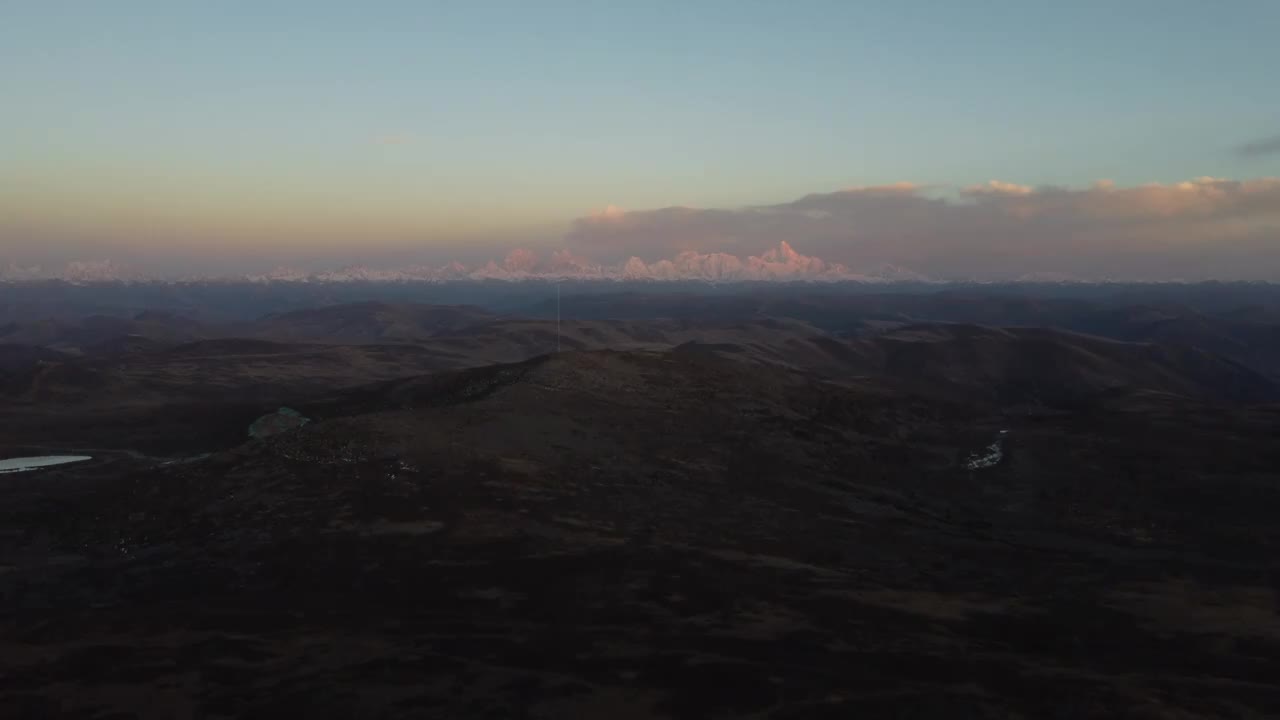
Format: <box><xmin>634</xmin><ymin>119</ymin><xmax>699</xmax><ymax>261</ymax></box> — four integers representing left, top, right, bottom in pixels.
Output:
<box><xmin>566</xmin><ymin>177</ymin><xmax>1280</xmax><ymax>281</ymax></box>
<box><xmin>6</xmin><ymin>177</ymin><xmax>1279</xmax><ymax>283</ymax></box>
<box><xmin>1236</xmin><ymin>134</ymin><xmax>1280</xmax><ymax>159</ymax></box>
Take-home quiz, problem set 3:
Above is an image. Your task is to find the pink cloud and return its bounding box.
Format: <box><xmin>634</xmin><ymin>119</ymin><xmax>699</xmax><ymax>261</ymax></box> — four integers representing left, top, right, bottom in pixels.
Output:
<box><xmin>565</xmin><ymin>177</ymin><xmax>1280</xmax><ymax>280</ymax></box>
<box><xmin>962</xmin><ymin>180</ymin><xmax>1035</xmax><ymax>196</ymax></box>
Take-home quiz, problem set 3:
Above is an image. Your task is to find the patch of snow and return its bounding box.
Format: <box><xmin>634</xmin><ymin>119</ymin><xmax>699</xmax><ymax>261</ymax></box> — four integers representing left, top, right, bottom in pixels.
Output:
<box><xmin>0</xmin><ymin>455</ymin><xmax>93</xmax><ymax>474</ymax></box>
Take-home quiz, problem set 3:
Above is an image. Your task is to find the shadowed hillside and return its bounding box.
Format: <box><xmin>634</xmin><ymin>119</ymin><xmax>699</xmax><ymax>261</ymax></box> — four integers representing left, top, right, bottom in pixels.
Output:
<box><xmin>3</xmin><ymin>291</ymin><xmax>1280</xmax><ymax>718</ymax></box>
<box><xmin>676</xmin><ymin>323</ymin><xmax>1279</xmax><ymax>407</ymax></box>
<box><xmin>242</xmin><ymin>302</ymin><xmax>500</xmax><ymax>344</ymax></box>
<box><xmin>3</xmin><ymin>348</ymin><xmax>1278</xmax><ymax>717</ymax></box>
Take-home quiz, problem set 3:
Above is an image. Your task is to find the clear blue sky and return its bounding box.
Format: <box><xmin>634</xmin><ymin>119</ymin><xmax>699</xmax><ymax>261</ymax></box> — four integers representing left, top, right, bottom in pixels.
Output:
<box><xmin>2</xmin><ymin>1</ymin><xmax>1278</xmax><ymax>268</ymax></box>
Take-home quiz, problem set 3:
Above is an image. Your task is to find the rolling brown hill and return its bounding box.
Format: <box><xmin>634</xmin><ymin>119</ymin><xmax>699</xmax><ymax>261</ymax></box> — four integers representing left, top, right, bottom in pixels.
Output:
<box><xmin>0</xmin><ymin>313</ymin><xmax>206</xmax><ymax>353</ymax></box>
<box><xmin>531</xmin><ymin>291</ymin><xmax>1280</xmax><ymax>379</ymax></box>
<box><xmin>677</xmin><ymin>322</ymin><xmax>1279</xmax><ymax>407</ymax></box>
<box><xmin>4</xmin><ymin>312</ymin><xmax>1275</xmax><ymax>459</ymax></box>
<box><xmin>846</xmin><ymin>323</ymin><xmax>1280</xmax><ymax>406</ymax></box>
<box><xmin>0</xmin><ymin>315</ymin><xmax>832</xmax><ymax>407</ymax></box>
<box><xmin>10</xmin><ymin>295</ymin><xmax>1280</xmax><ymax>387</ymax></box>
<box><xmin>3</xmin><ymin>348</ymin><xmax>1278</xmax><ymax>717</ymax></box>
<box><xmin>241</xmin><ymin>301</ymin><xmax>499</xmax><ymax>344</ymax></box>
<box><xmin>0</xmin><ymin>314</ymin><xmax>832</xmax><ymax>456</ymax></box>
<box><xmin>2</xmin><ymin>340</ymin><xmax>470</xmax><ymax>407</ymax></box>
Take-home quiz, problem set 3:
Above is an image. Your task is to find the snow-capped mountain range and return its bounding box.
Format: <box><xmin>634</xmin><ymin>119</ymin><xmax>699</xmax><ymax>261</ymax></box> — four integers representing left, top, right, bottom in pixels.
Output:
<box><xmin>1</xmin><ymin>260</ymin><xmax>143</xmax><ymax>284</ymax></box>
<box><xmin>2</xmin><ymin>242</ymin><xmax>935</xmax><ymax>285</ymax></box>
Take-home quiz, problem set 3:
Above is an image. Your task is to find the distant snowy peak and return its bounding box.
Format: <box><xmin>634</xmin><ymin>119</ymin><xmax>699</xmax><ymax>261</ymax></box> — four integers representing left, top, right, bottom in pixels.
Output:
<box><xmin>245</xmin><ymin>242</ymin><xmax>911</xmax><ymax>284</ymax></box>
<box><xmin>65</xmin><ymin>260</ymin><xmax>141</xmax><ymax>283</ymax></box>
<box><xmin>1014</xmin><ymin>271</ymin><xmax>1088</xmax><ymax>284</ymax></box>
<box><xmin>5</xmin><ymin>243</ymin><xmax>935</xmax><ymax>285</ymax></box>
<box><xmin>1</xmin><ymin>263</ymin><xmax>47</xmax><ymax>282</ymax></box>
<box><xmin>248</xmin><ymin>267</ymin><xmax>315</xmax><ymax>283</ymax></box>
<box><xmin>869</xmin><ymin>264</ymin><xmax>934</xmax><ymax>283</ymax></box>
<box><xmin>1</xmin><ymin>260</ymin><xmax>141</xmax><ymax>285</ymax></box>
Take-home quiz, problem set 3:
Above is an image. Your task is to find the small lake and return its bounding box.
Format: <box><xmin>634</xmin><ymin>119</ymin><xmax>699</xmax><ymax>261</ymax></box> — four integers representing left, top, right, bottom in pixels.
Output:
<box><xmin>0</xmin><ymin>456</ymin><xmax>93</xmax><ymax>474</ymax></box>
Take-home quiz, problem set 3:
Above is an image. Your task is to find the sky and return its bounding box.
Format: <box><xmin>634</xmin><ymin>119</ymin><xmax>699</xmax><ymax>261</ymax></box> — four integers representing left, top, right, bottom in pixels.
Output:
<box><xmin>2</xmin><ymin>1</ymin><xmax>1279</xmax><ymax>279</ymax></box>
